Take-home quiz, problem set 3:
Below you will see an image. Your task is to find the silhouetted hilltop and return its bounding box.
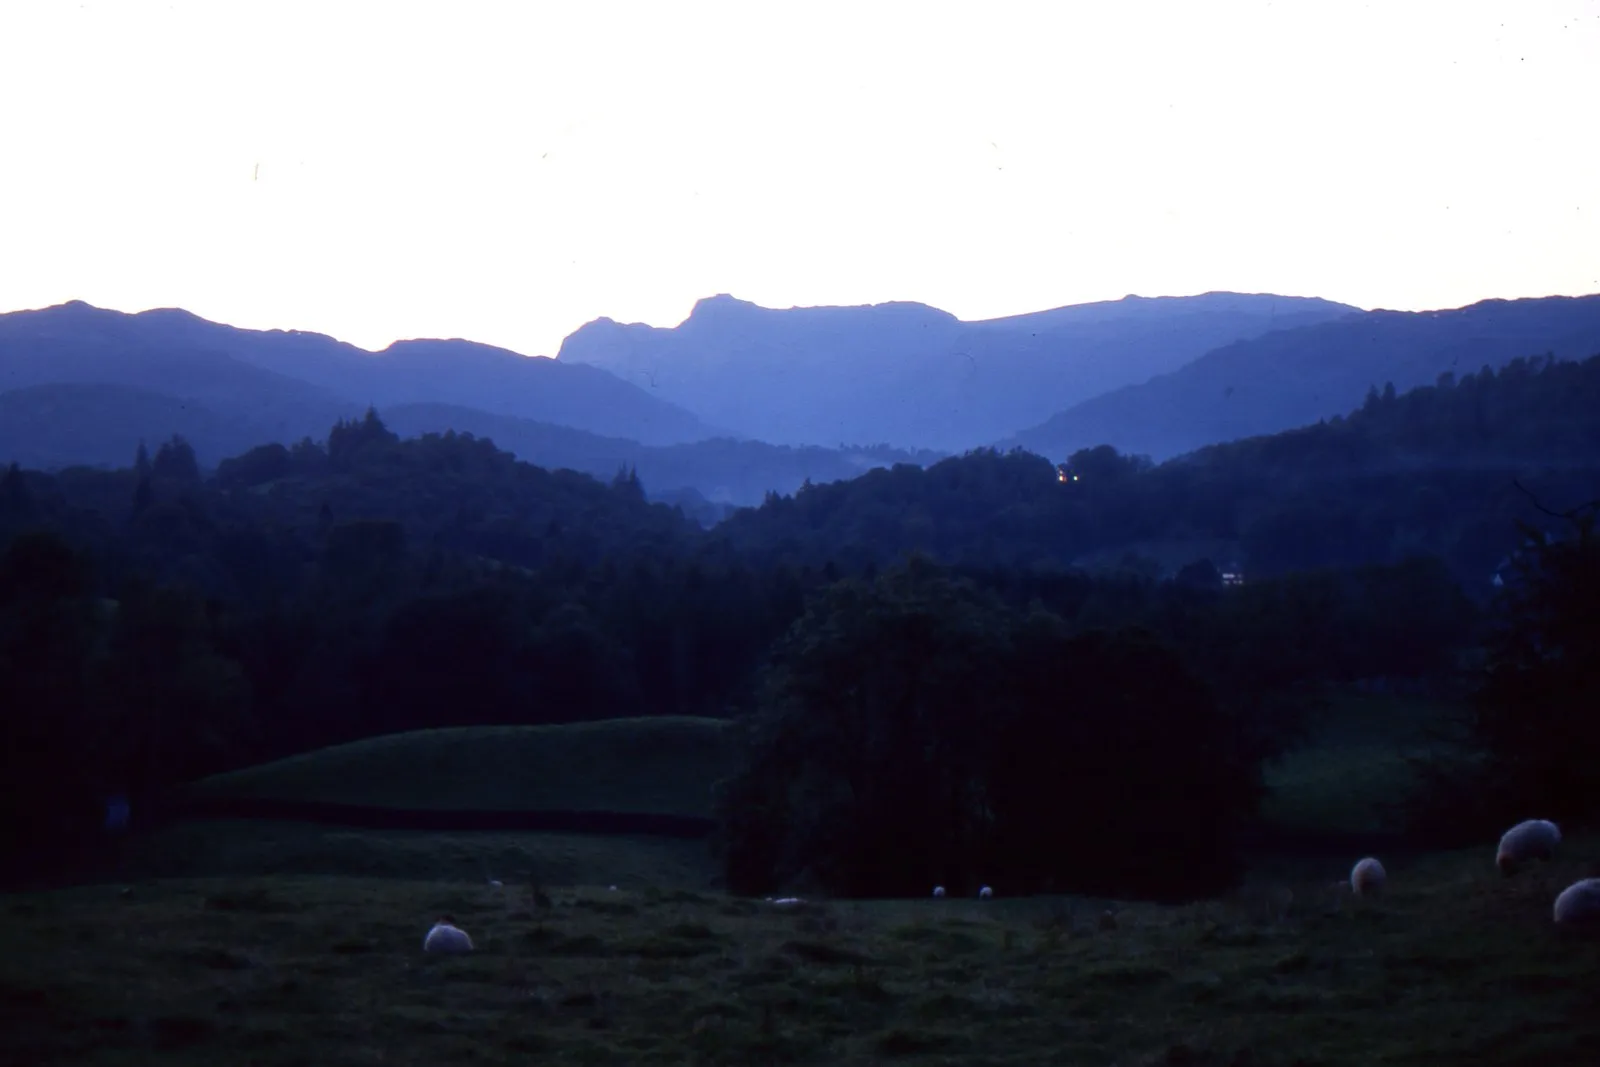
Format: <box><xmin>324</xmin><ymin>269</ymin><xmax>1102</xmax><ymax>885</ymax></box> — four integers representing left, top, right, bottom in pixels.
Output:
<box><xmin>1004</xmin><ymin>294</ymin><xmax>1600</xmax><ymax>462</ymax></box>
<box><xmin>0</xmin><ymin>384</ymin><xmax>278</xmax><ymax>470</ymax></box>
<box><xmin>558</xmin><ymin>291</ymin><xmax>1358</xmax><ymax>451</ymax></box>
<box><xmin>971</xmin><ymin>291</ymin><xmax>1357</xmax><ymax>331</ymax></box>
<box><xmin>0</xmin><ymin>301</ymin><xmax>717</xmax><ymax>446</ymax></box>
<box><xmin>379</xmin><ymin>402</ymin><xmax>945</xmax><ymax>507</ymax></box>
<box><xmin>0</xmin><ymin>384</ymin><xmax>945</xmax><ymax>506</ymax></box>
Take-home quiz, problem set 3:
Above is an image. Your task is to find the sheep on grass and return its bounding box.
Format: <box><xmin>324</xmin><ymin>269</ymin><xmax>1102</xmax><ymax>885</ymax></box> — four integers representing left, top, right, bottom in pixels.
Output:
<box><xmin>1496</xmin><ymin>819</ymin><xmax>1561</xmax><ymax>876</ymax></box>
<box><xmin>1350</xmin><ymin>857</ymin><xmax>1386</xmax><ymax>897</ymax></box>
<box><xmin>1553</xmin><ymin>878</ymin><xmax>1600</xmax><ymax>931</ymax></box>
<box><xmin>423</xmin><ymin>916</ymin><xmax>473</xmax><ymax>954</ymax></box>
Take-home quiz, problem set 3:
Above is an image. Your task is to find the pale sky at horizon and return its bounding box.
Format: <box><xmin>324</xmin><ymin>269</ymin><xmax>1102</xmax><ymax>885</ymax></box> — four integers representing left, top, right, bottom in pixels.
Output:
<box><xmin>2</xmin><ymin>0</ymin><xmax>1596</xmax><ymax>358</ymax></box>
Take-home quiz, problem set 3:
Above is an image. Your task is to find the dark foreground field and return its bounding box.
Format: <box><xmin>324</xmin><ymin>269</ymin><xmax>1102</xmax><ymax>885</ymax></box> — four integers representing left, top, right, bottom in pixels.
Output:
<box><xmin>5</xmin><ymin>700</ymin><xmax>1595</xmax><ymax>1065</ymax></box>
<box><xmin>3</xmin><ymin>840</ymin><xmax>1598</xmax><ymax>1066</ymax></box>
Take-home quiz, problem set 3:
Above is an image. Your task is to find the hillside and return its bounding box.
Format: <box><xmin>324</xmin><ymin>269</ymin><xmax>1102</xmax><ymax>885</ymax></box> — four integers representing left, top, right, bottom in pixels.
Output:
<box><xmin>378</xmin><ymin>403</ymin><xmax>945</xmax><ymax>508</ymax></box>
<box><xmin>1004</xmin><ymin>293</ymin><xmax>1600</xmax><ymax>462</ymax></box>
<box><xmin>188</xmin><ymin>717</ymin><xmax>739</xmax><ymax>819</ymax></box>
<box><xmin>716</xmin><ymin>351</ymin><xmax>1600</xmax><ymax>582</ymax></box>
<box><xmin>0</xmin><ymin>383</ymin><xmax>295</xmax><ymax>469</ymax></box>
<box><xmin>0</xmin><ymin>388</ymin><xmax>940</xmax><ymax>508</ymax></box>
<box><xmin>0</xmin><ymin>387</ymin><xmax>940</xmax><ymax>507</ymax></box>
<box><xmin>558</xmin><ymin>291</ymin><xmax>1357</xmax><ymax>451</ymax></box>
<box><xmin>0</xmin><ymin>300</ymin><xmax>716</xmax><ymax>447</ymax></box>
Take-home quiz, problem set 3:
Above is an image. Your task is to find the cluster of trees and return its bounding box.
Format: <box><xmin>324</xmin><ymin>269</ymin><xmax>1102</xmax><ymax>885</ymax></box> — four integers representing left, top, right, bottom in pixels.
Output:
<box><xmin>3</xmin><ymin>358</ymin><xmax>1598</xmax><ymax>895</ymax></box>
<box><xmin>715</xmin><ymin>561</ymin><xmax>1266</xmax><ymax>901</ymax></box>
<box><xmin>1404</xmin><ymin>488</ymin><xmax>1600</xmax><ymax>844</ymax></box>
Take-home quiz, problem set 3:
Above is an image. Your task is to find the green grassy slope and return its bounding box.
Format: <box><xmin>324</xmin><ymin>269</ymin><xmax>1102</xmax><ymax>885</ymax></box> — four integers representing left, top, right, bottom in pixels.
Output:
<box><xmin>4</xmin><ymin>840</ymin><xmax>1597</xmax><ymax>1066</ymax></box>
<box><xmin>1260</xmin><ymin>691</ymin><xmax>1462</xmax><ymax>836</ymax></box>
<box><xmin>188</xmin><ymin>717</ymin><xmax>739</xmax><ymax>819</ymax></box>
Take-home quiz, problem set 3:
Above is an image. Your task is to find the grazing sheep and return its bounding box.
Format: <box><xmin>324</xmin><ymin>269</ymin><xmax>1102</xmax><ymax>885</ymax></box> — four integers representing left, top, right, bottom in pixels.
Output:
<box><xmin>423</xmin><ymin>916</ymin><xmax>473</xmax><ymax>954</ymax></box>
<box><xmin>1496</xmin><ymin>819</ymin><xmax>1561</xmax><ymax>875</ymax></box>
<box><xmin>1350</xmin><ymin>857</ymin><xmax>1386</xmax><ymax>897</ymax></box>
<box><xmin>979</xmin><ymin>886</ymin><xmax>994</xmax><ymax>899</ymax></box>
<box><xmin>932</xmin><ymin>886</ymin><xmax>946</xmax><ymax>898</ymax></box>
<box><xmin>1553</xmin><ymin>878</ymin><xmax>1600</xmax><ymax>930</ymax></box>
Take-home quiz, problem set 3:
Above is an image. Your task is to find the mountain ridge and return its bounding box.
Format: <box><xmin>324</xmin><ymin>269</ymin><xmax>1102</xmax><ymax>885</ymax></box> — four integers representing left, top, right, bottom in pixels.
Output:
<box><xmin>1002</xmin><ymin>293</ymin><xmax>1600</xmax><ymax>462</ymax></box>
<box><xmin>0</xmin><ymin>300</ymin><xmax>718</xmax><ymax>446</ymax></box>
<box><xmin>557</xmin><ymin>291</ymin><xmax>1361</xmax><ymax>451</ymax></box>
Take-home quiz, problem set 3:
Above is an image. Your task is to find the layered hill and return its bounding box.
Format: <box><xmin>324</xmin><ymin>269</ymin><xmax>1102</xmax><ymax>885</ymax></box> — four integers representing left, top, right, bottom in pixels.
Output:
<box><xmin>0</xmin><ymin>386</ymin><xmax>941</xmax><ymax>508</ymax></box>
<box><xmin>0</xmin><ymin>300</ymin><xmax>716</xmax><ymax>447</ymax></box>
<box><xmin>557</xmin><ymin>291</ymin><xmax>1359</xmax><ymax>451</ymax></box>
<box><xmin>0</xmin><ymin>383</ymin><xmax>282</xmax><ymax>471</ymax></box>
<box><xmin>716</xmin><ymin>350</ymin><xmax>1600</xmax><ymax>582</ymax></box>
<box><xmin>0</xmin><ymin>302</ymin><xmax>951</xmax><ymax>504</ymax></box>
<box><xmin>377</xmin><ymin>404</ymin><xmax>944</xmax><ymax>508</ymax></box>
<box><xmin>1005</xmin><ymin>294</ymin><xmax>1600</xmax><ymax>462</ymax></box>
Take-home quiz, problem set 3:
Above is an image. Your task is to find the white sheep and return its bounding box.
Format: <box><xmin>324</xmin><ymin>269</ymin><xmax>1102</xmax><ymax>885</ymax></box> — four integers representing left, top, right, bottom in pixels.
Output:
<box><xmin>1496</xmin><ymin>819</ymin><xmax>1561</xmax><ymax>875</ymax></box>
<box><xmin>932</xmin><ymin>886</ymin><xmax>946</xmax><ymax>898</ymax></box>
<box><xmin>1553</xmin><ymin>878</ymin><xmax>1600</xmax><ymax>930</ymax></box>
<box><xmin>1350</xmin><ymin>857</ymin><xmax>1386</xmax><ymax>897</ymax></box>
<box><xmin>423</xmin><ymin>916</ymin><xmax>474</xmax><ymax>954</ymax></box>
<box><xmin>978</xmin><ymin>885</ymin><xmax>993</xmax><ymax>899</ymax></box>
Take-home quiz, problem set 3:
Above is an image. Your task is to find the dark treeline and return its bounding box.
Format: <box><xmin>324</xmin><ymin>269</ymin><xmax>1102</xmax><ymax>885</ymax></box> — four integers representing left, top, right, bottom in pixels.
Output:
<box><xmin>2</xmin><ymin>354</ymin><xmax>1598</xmax><ymax>898</ymax></box>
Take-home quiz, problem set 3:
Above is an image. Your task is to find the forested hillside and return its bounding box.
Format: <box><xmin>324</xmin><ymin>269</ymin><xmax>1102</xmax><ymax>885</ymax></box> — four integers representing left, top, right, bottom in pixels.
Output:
<box><xmin>724</xmin><ymin>353</ymin><xmax>1600</xmax><ymax>583</ymax></box>
<box><xmin>3</xmin><ymin>353</ymin><xmax>1597</xmax><ymax>897</ymax></box>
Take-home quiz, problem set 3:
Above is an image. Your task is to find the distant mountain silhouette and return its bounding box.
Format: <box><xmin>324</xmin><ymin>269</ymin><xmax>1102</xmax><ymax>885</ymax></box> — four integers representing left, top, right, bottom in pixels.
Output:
<box><xmin>380</xmin><ymin>403</ymin><xmax>945</xmax><ymax>507</ymax></box>
<box><xmin>0</xmin><ymin>301</ymin><xmax>716</xmax><ymax>446</ymax></box>
<box><xmin>557</xmin><ymin>291</ymin><xmax>1359</xmax><ymax>450</ymax></box>
<box><xmin>0</xmin><ymin>384</ymin><xmax>279</xmax><ymax>470</ymax></box>
<box><xmin>0</xmin><ymin>384</ymin><xmax>943</xmax><ymax>508</ymax></box>
<box><xmin>1002</xmin><ymin>294</ymin><xmax>1600</xmax><ymax>462</ymax></box>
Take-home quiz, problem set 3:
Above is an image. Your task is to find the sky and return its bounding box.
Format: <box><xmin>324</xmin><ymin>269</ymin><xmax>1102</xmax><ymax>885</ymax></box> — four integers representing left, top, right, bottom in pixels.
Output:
<box><xmin>2</xmin><ymin>0</ymin><xmax>1597</xmax><ymax>358</ymax></box>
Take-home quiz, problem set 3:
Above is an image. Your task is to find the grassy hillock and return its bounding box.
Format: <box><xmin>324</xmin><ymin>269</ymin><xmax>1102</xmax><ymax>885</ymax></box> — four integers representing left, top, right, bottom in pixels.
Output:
<box><xmin>187</xmin><ymin>717</ymin><xmax>739</xmax><ymax>820</ymax></box>
<box><xmin>4</xmin><ymin>840</ymin><xmax>1598</xmax><ymax>1065</ymax></box>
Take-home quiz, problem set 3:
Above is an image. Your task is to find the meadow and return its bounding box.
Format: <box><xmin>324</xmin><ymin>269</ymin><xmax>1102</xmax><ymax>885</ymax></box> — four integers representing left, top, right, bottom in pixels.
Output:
<box><xmin>4</xmin><ymin>696</ymin><xmax>1598</xmax><ymax>1066</ymax></box>
<box><xmin>187</xmin><ymin>716</ymin><xmax>739</xmax><ymax>819</ymax></box>
<box><xmin>4</xmin><ymin>847</ymin><xmax>1598</xmax><ymax>1066</ymax></box>
<box><xmin>1257</xmin><ymin>691</ymin><xmax>1459</xmax><ymax>837</ymax></box>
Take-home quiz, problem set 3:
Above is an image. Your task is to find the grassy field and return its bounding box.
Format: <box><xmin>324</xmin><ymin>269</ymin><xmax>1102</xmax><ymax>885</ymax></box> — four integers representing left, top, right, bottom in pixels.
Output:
<box><xmin>189</xmin><ymin>695</ymin><xmax>1453</xmax><ymax>838</ymax></box>
<box><xmin>116</xmin><ymin>821</ymin><xmax>720</xmax><ymax>889</ymax></box>
<box><xmin>188</xmin><ymin>717</ymin><xmax>740</xmax><ymax>819</ymax></box>
<box><xmin>1260</xmin><ymin>691</ymin><xmax>1463</xmax><ymax>836</ymax></box>
<box><xmin>7</xmin><ymin>695</ymin><xmax>1598</xmax><ymax>1063</ymax></box>
<box><xmin>4</xmin><ymin>840</ymin><xmax>1599</xmax><ymax>1066</ymax></box>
